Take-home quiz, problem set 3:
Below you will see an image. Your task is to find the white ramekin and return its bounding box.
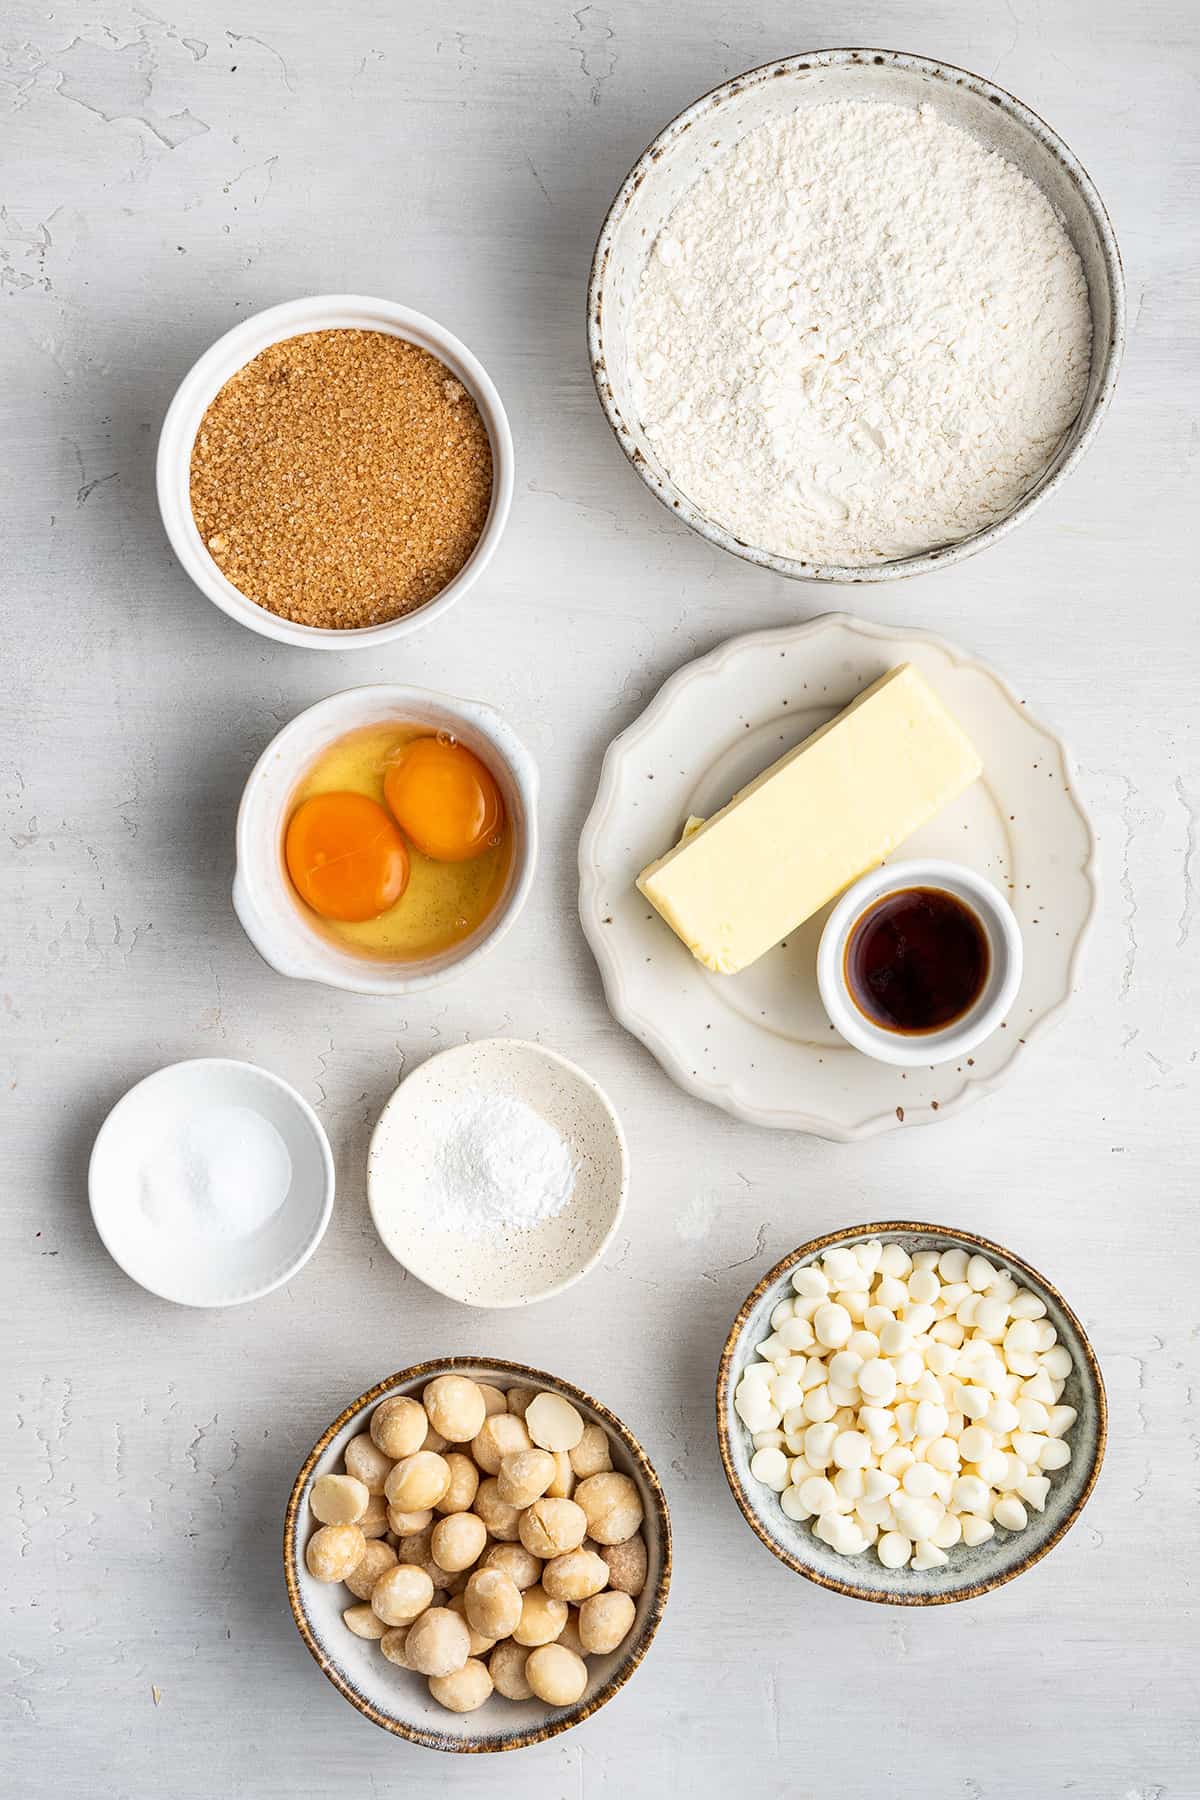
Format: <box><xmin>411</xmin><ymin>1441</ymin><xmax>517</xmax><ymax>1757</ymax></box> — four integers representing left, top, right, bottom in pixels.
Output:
<box><xmin>233</xmin><ymin>686</ymin><xmax>538</xmax><ymax>996</ymax></box>
<box><xmin>89</xmin><ymin>1058</ymin><xmax>335</xmax><ymax>1308</ymax></box>
<box><xmin>816</xmin><ymin>859</ymin><xmax>1023</xmax><ymax>1067</ymax></box>
<box><xmin>156</xmin><ymin>294</ymin><xmax>514</xmax><ymax>649</ymax></box>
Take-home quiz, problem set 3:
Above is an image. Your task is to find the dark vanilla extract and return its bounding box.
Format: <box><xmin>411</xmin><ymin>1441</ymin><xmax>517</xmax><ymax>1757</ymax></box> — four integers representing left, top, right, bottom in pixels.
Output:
<box><xmin>845</xmin><ymin>887</ymin><xmax>989</xmax><ymax>1035</ymax></box>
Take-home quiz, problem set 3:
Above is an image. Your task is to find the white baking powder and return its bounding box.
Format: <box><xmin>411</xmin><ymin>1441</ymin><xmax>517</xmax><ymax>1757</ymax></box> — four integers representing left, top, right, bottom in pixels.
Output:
<box><xmin>138</xmin><ymin>1103</ymin><xmax>292</xmax><ymax>1241</ymax></box>
<box><xmin>630</xmin><ymin>100</ymin><xmax>1092</xmax><ymax>565</ymax></box>
<box><xmin>427</xmin><ymin>1088</ymin><xmax>577</xmax><ymax>1238</ymax></box>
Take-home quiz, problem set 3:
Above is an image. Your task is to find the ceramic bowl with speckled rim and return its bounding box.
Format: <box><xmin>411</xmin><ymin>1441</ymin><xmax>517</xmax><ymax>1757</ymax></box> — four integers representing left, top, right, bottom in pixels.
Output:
<box><xmin>284</xmin><ymin>1359</ymin><xmax>671</xmax><ymax>1753</ymax></box>
<box><xmin>367</xmin><ymin>1039</ymin><xmax>628</xmax><ymax>1306</ymax></box>
<box><xmin>716</xmin><ymin>1223</ymin><xmax>1105</xmax><ymax>1604</ymax></box>
<box><xmin>588</xmin><ymin>48</ymin><xmax>1124</xmax><ymax>583</ymax></box>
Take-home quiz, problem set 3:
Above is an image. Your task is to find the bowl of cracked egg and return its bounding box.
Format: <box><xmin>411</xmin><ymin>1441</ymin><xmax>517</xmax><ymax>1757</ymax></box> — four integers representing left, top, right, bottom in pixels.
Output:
<box><xmin>233</xmin><ymin>684</ymin><xmax>538</xmax><ymax>995</ymax></box>
<box><xmin>157</xmin><ymin>294</ymin><xmax>513</xmax><ymax>647</ymax></box>
<box><xmin>284</xmin><ymin>1362</ymin><xmax>671</xmax><ymax>1751</ymax></box>
<box><xmin>717</xmin><ymin>1224</ymin><xmax>1105</xmax><ymax>1604</ymax></box>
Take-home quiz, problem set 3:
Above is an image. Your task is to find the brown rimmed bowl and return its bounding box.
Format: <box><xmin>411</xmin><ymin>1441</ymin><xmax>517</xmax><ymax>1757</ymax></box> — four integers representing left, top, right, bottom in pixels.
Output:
<box><xmin>716</xmin><ymin>1223</ymin><xmax>1105</xmax><ymax>1604</ymax></box>
<box><xmin>284</xmin><ymin>1358</ymin><xmax>671</xmax><ymax>1751</ymax></box>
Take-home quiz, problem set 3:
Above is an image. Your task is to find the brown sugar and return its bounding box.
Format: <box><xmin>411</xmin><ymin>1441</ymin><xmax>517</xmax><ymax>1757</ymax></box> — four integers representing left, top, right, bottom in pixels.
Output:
<box><xmin>189</xmin><ymin>329</ymin><xmax>494</xmax><ymax>629</ymax></box>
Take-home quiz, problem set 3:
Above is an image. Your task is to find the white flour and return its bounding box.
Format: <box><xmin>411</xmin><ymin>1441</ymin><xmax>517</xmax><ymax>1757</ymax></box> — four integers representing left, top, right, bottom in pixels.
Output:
<box><xmin>428</xmin><ymin>1088</ymin><xmax>576</xmax><ymax>1237</ymax></box>
<box><xmin>630</xmin><ymin>100</ymin><xmax>1092</xmax><ymax>565</ymax></box>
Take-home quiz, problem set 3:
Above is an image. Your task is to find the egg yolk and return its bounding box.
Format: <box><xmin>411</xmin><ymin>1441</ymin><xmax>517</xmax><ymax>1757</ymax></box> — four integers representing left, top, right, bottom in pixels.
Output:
<box><xmin>383</xmin><ymin>736</ymin><xmax>504</xmax><ymax>862</ymax></box>
<box><xmin>285</xmin><ymin>791</ymin><xmax>410</xmax><ymax>922</ymax></box>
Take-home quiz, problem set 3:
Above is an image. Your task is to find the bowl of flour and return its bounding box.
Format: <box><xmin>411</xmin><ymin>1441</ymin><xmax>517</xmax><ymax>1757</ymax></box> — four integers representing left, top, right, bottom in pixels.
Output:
<box><xmin>589</xmin><ymin>49</ymin><xmax>1124</xmax><ymax>580</ymax></box>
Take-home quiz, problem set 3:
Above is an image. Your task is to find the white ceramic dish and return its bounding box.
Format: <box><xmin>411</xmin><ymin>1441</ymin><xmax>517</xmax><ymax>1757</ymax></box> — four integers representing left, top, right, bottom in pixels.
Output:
<box><xmin>578</xmin><ymin>614</ymin><xmax>1098</xmax><ymax>1141</ymax></box>
<box><xmin>588</xmin><ymin>48</ymin><xmax>1124</xmax><ymax>583</ymax></box>
<box><xmin>285</xmin><ymin>1358</ymin><xmax>671</xmax><ymax>1751</ymax></box>
<box><xmin>233</xmin><ymin>685</ymin><xmax>538</xmax><ymax>997</ymax></box>
<box><xmin>88</xmin><ymin>1058</ymin><xmax>334</xmax><ymax>1307</ymax></box>
<box><xmin>716</xmin><ymin>1224</ymin><xmax>1106</xmax><ymax>1605</ymax></box>
<box><xmin>157</xmin><ymin>294</ymin><xmax>514</xmax><ymax>648</ymax></box>
<box><xmin>367</xmin><ymin>1040</ymin><xmax>628</xmax><ymax>1307</ymax></box>
<box><xmin>817</xmin><ymin>859</ymin><xmax>1024</xmax><ymax>1068</ymax></box>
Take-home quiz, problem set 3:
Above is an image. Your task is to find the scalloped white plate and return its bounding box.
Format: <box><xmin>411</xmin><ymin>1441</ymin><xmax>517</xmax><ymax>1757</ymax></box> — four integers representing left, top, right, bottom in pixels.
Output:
<box><xmin>578</xmin><ymin>616</ymin><xmax>1097</xmax><ymax>1141</ymax></box>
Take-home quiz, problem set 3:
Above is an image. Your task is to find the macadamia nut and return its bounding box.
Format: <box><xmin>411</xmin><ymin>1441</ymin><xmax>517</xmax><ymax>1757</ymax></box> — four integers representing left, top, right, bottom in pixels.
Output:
<box><xmin>344</xmin><ymin>1537</ymin><xmax>397</xmax><ymax>1601</ymax></box>
<box><xmin>600</xmin><ymin>1533</ymin><xmax>647</xmax><ymax>1596</ymax></box>
<box><xmin>370</xmin><ymin>1563</ymin><xmax>435</xmax><ymax>1627</ymax></box>
<box><xmin>385</xmin><ymin>1451</ymin><xmax>451</xmax><ymax>1512</ymax></box>
<box><xmin>464</xmin><ymin>1566</ymin><xmax>523</xmax><ymax>1640</ymax></box>
<box><xmin>344</xmin><ymin>1434</ymin><xmax>394</xmax><ymax>1496</ymax></box>
<box><xmin>474</xmin><ymin>1478</ymin><xmax>522</xmax><ymax>1542</ymax></box>
<box><xmin>525</xmin><ymin>1642</ymin><xmax>587</xmax><ymax>1706</ymax></box>
<box><xmin>574</xmin><ymin>1473</ymin><xmax>643</xmax><ymax>1545</ymax></box>
<box><xmin>429</xmin><ymin>1658</ymin><xmax>493</xmax><ymax>1713</ymax></box>
<box><xmin>569</xmin><ymin>1425</ymin><xmax>613</xmax><ymax>1479</ymax></box>
<box><xmin>310</xmin><ymin>1472</ymin><xmax>369</xmax><ymax>1525</ymax></box>
<box><xmin>370</xmin><ymin>1396</ymin><xmax>428</xmax><ymax>1460</ymax></box>
<box><xmin>542</xmin><ymin>1547</ymin><xmax>609</xmax><ymax>1603</ymax></box>
<box><xmin>526</xmin><ymin>1392</ymin><xmax>585</xmax><ymax>1453</ymax></box>
<box><xmin>343</xmin><ymin>1602</ymin><xmax>389</xmax><ymax>1640</ymax></box>
<box><xmin>431</xmin><ymin>1511</ymin><xmax>487</xmax><ymax>1574</ymax></box>
<box><xmin>434</xmin><ymin>1452</ymin><xmax>480</xmax><ymax>1516</ymax></box>
<box><xmin>423</xmin><ymin>1375</ymin><xmax>487</xmax><ymax>1444</ymax></box>
<box><xmin>478</xmin><ymin>1383</ymin><xmax>509</xmax><ymax>1416</ymax></box>
<box><xmin>513</xmin><ymin>1583</ymin><xmax>568</xmax><ymax>1647</ymax></box>
<box><xmin>578</xmin><ymin>1589</ymin><xmax>635</xmax><ymax>1654</ymax></box>
<box><xmin>497</xmin><ymin>1448</ymin><xmax>556</xmax><ymax>1508</ymax></box>
<box><xmin>405</xmin><ymin>1606</ymin><xmax>471</xmax><ymax>1678</ymax></box>
<box><xmin>519</xmin><ymin>1497</ymin><xmax>588</xmax><ymax>1559</ymax></box>
<box><xmin>489</xmin><ymin>1639</ymin><xmax>533</xmax><ymax>1700</ymax></box>
<box><xmin>482</xmin><ymin>1541</ymin><xmax>542</xmax><ymax>1589</ymax></box>
<box><xmin>472</xmin><ymin>1413</ymin><xmax>531</xmax><ymax>1475</ymax></box>
<box><xmin>306</xmin><ymin>1522</ymin><xmax>366</xmax><ymax>1583</ymax></box>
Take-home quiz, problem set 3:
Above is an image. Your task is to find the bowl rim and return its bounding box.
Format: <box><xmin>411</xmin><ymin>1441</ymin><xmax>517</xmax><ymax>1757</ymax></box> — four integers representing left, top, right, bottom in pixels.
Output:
<box><xmin>156</xmin><ymin>292</ymin><xmax>514</xmax><ymax>647</ymax></box>
<box><xmin>232</xmin><ymin>684</ymin><xmax>540</xmax><ymax>996</ymax></box>
<box><xmin>815</xmin><ymin>859</ymin><xmax>1025</xmax><ymax>1067</ymax></box>
<box><xmin>87</xmin><ymin>1056</ymin><xmax>335</xmax><ymax>1307</ymax></box>
<box><xmin>283</xmin><ymin>1356</ymin><xmax>672</xmax><ymax>1752</ymax></box>
<box><xmin>365</xmin><ymin>1038</ymin><xmax>630</xmax><ymax>1306</ymax></box>
<box><xmin>587</xmin><ymin>46</ymin><xmax>1126</xmax><ymax>584</ymax></box>
<box><xmin>715</xmin><ymin>1220</ymin><xmax>1107</xmax><ymax>1604</ymax></box>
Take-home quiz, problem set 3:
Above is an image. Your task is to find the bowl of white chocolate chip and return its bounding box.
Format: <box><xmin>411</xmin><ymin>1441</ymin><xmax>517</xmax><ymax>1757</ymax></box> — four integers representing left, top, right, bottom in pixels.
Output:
<box><xmin>285</xmin><ymin>1359</ymin><xmax>670</xmax><ymax>1750</ymax></box>
<box><xmin>717</xmin><ymin>1224</ymin><xmax>1105</xmax><ymax>1604</ymax></box>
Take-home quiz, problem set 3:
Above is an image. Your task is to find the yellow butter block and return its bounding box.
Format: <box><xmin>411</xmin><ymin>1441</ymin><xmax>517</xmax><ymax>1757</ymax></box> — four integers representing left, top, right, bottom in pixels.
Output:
<box><xmin>636</xmin><ymin>664</ymin><xmax>982</xmax><ymax>974</ymax></box>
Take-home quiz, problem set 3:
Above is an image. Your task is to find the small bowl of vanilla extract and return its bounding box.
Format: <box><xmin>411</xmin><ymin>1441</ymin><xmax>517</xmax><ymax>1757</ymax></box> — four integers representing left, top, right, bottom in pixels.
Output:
<box><xmin>816</xmin><ymin>860</ymin><xmax>1023</xmax><ymax>1068</ymax></box>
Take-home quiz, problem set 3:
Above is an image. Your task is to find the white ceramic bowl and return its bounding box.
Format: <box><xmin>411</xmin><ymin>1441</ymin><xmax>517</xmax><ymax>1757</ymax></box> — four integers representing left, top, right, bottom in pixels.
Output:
<box><xmin>157</xmin><ymin>294</ymin><xmax>514</xmax><ymax>648</ymax></box>
<box><xmin>233</xmin><ymin>686</ymin><xmax>538</xmax><ymax>996</ymax></box>
<box><xmin>588</xmin><ymin>49</ymin><xmax>1124</xmax><ymax>582</ymax></box>
<box><xmin>88</xmin><ymin>1058</ymin><xmax>334</xmax><ymax>1307</ymax></box>
<box><xmin>816</xmin><ymin>859</ymin><xmax>1023</xmax><ymax>1067</ymax></box>
<box><xmin>285</xmin><ymin>1359</ymin><xmax>671</xmax><ymax>1751</ymax></box>
<box><xmin>368</xmin><ymin>1039</ymin><xmax>628</xmax><ymax>1306</ymax></box>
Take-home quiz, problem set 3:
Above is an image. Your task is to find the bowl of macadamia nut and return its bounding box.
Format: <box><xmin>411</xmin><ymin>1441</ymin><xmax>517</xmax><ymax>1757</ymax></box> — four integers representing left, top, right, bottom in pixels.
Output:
<box><xmin>717</xmin><ymin>1223</ymin><xmax>1106</xmax><ymax>1605</ymax></box>
<box><xmin>285</xmin><ymin>1359</ymin><xmax>671</xmax><ymax>1750</ymax></box>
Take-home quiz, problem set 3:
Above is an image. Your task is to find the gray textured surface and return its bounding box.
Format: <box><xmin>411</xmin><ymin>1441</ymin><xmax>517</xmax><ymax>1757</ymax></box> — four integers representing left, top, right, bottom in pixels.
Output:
<box><xmin>3</xmin><ymin>2</ymin><xmax>1197</xmax><ymax>1795</ymax></box>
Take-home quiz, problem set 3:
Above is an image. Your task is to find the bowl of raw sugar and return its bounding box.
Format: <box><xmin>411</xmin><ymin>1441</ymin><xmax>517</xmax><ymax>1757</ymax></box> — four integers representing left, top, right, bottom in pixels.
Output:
<box><xmin>589</xmin><ymin>48</ymin><xmax>1124</xmax><ymax>581</ymax></box>
<box><xmin>367</xmin><ymin>1041</ymin><xmax>628</xmax><ymax>1307</ymax></box>
<box><xmin>716</xmin><ymin>1223</ymin><xmax>1106</xmax><ymax>1604</ymax></box>
<box><xmin>88</xmin><ymin>1058</ymin><xmax>335</xmax><ymax>1307</ymax></box>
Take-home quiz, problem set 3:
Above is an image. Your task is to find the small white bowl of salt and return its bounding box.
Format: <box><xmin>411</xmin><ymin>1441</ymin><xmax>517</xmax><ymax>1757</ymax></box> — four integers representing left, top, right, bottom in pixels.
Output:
<box><xmin>89</xmin><ymin>1058</ymin><xmax>334</xmax><ymax>1307</ymax></box>
<box><xmin>367</xmin><ymin>1039</ymin><xmax>628</xmax><ymax>1307</ymax></box>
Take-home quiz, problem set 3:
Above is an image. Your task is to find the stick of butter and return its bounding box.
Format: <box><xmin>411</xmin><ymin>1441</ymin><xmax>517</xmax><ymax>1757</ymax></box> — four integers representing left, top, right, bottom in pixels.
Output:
<box><xmin>636</xmin><ymin>664</ymin><xmax>982</xmax><ymax>974</ymax></box>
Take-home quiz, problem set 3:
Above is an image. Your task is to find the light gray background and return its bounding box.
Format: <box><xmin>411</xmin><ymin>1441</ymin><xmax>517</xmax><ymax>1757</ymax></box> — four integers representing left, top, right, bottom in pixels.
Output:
<box><xmin>4</xmin><ymin>2</ymin><xmax>1197</xmax><ymax>1795</ymax></box>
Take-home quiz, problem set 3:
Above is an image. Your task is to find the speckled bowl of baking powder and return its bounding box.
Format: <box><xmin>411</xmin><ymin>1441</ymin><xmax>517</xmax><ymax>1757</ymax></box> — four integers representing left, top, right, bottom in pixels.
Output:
<box><xmin>284</xmin><ymin>1358</ymin><xmax>670</xmax><ymax>1751</ymax></box>
<box><xmin>589</xmin><ymin>49</ymin><xmax>1124</xmax><ymax>582</ymax></box>
<box><xmin>717</xmin><ymin>1223</ymin><xmax>1106</xmax><ymax>1604</ymax></box>
<box><xmin>367</xmin><ymin>1040</ymin><xmax>629</xmax><ymax>1306</ymax></box>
